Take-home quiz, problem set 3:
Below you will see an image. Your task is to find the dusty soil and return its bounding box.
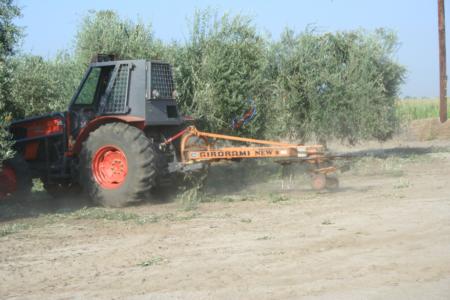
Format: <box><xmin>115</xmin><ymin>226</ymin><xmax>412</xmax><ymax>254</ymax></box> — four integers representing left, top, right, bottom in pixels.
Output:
<box><xmin>1</xmin><ymin>134</ymin><xmax>450</xmax><ymax>299</ymax></box>
<box><xmin>405</xmin><ymin>117</ymin><xmax>450</xmax><ymax>141</ymax></box>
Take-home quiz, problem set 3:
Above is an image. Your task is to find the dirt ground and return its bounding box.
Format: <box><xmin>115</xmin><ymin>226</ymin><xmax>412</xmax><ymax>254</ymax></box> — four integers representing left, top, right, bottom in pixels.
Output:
<box><xmin>1</xmin><ymin>124</ymin><xmax>450</xmax><ymax>299</ymax></box>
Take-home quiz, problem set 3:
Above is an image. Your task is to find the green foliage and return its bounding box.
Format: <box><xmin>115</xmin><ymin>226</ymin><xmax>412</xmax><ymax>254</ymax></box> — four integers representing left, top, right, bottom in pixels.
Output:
<box><xmin>138</xmin><ymin>256</ymin><xmax>168</xmax><ymax>267</ymax></box>
<box><xmin>168</xmin><ymin>10</ymin><xmax>270</xmax><ymax>137</ymax></box>
<box><xmin>267</xmin><ymin>29</ymin><xmax>406</xmax><ymax>143</ymax></box>
<box><xmin>74</xmin><ymin>10</ymin><xmax>163</xmax><ymax>66</ymax></box>
<box><xmin>396</xmin><ymin>98</ymin><xmax>450</xmax><ymax>121</ymax></box>
<box><xmin>168</xmin><ymin>11</ymin><xmax>405</xmax><ymax>143</ymax></box>
<box><xmin>0</xmin><ymin>0</ymin><xmax>21</xmax><ymax>112</ymax></box>
<box><xmin>0</xmin><ymin>0</ymin><xmax>21</xmax><ymax>163</ymax></box>
<box><xmin>10</xmin><ymin>54</ymin><xmax>80</xmax><ymax>118</ymax></box>
<box><xmin>0</xmin><ymin>111</ymin><xmax>14</xmax><ymax>165</ymax></box>
<box><xmin>0</xmin><ymin>58</ymin><xmax>14</xmax><ymax>112</ymax></box>
<box><xmin>0</xmin><ymin>222</ymin><xmax>30</xmax><ymax>237</ymax></box>
<box><xmin>0</xmin><ymin>0</ymin><xmax>21</xmax><ymax>59</ymax></box>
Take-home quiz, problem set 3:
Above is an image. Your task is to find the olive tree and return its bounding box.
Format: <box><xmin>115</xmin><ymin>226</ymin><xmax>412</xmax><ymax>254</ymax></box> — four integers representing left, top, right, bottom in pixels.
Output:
<box><xmin>0</xmin><ymin>0</ymin><xmax>21</xmax><ymax>164</ymax></box>
<box><xmin>267</xmin><ymin>28</ymin><xmax>405</xmax><ymax>144</ymax></box>
<box><xmin>168</xmin><ymin>10</ymin><xmax>270</xmax><ymax>137</ymax></box>
<box><xmin>10</xmin><ymin>53</ymin><xmax>80</xmax><ymax>118</ymax></box>
<box><xmin>74</xmin><ymin>10</ymin><xmax>163</xmax><ymax>66</ymax></box>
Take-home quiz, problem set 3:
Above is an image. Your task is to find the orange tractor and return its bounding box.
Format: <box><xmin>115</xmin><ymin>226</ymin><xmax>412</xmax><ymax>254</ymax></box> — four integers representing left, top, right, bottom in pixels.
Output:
<box><xmin>0</xmin><ymin>56</ymin><xmax>337</xmax><ymax>207</ymax></box>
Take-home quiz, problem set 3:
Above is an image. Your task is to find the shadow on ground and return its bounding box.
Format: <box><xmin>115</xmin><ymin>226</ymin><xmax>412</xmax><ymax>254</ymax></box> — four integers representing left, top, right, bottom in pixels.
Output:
<box><xmin>333</xmin><ymin>145</ymin><xmax>450</xmax><ymax>159</ymax></box>
<box><xmin>0</xmin><ymin>192</ymin><xmax>91</xmax><ymax>222</ymax></box>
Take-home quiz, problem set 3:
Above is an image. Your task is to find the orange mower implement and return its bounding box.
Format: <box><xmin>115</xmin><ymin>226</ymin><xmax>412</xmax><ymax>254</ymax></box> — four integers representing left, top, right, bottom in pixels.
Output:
<box><xmin>163</xmin><ymin>125</ymin><xmax>338</xmax><ymax>190</ymax></box>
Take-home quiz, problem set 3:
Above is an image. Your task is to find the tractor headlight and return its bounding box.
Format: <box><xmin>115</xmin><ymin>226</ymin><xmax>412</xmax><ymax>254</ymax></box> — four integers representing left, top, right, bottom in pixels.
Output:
<box><xmin>152</xmin><ymin>89</ymin><xmax>160</xmax><ymax>98</ymax></box>
<box><xmin>172</xmin><ymin>90</ymin><xmax>178</xmax><ymax>99</ymax></box>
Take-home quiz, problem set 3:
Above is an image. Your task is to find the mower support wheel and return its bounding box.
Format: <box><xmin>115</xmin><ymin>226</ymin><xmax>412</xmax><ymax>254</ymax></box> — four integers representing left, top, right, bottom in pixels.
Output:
<box><xmin>311</xmin><ymin>173</ymin><xmax>327</xmax><ymax>191</ymax></box>
<box><xmin>311</xmin><ymin>173</ymin><xmax>339</xmax><ymax>191</ymax></box>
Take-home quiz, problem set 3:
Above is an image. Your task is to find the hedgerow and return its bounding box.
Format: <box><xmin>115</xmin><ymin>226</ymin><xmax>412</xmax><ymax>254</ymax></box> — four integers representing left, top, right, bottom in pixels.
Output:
<box><xmin>0</xmin><ymin>6</ymin><xmax>406</xmax><ymax>165</ymax></box>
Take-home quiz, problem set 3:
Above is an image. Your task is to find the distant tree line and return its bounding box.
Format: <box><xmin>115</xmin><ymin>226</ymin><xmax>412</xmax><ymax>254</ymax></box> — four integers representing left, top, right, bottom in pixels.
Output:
<box><xmin>0</xmin><ymin>2</ymin><xmax>406</xmax><ymax>164</ymax></box>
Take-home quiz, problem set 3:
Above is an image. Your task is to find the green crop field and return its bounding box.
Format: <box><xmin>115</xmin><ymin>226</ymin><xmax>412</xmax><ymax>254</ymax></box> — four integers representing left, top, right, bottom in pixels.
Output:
<box><xmin>396</xmin><ymin>98</ymin><xmax>450</xmax><ymax>121</ymax></box>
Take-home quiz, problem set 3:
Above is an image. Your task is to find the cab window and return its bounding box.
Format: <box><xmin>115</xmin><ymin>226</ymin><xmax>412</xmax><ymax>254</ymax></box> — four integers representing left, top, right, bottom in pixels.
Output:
<box><xmin>74</xmin><ymin>67</ymin><xmax>102</xmax><ymax>105</ymax></box>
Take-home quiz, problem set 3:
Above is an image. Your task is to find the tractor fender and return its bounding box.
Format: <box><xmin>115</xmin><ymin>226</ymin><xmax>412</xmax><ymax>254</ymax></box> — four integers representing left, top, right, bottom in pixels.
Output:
<box><xmin>71</xmin><ymin>116</ymin><xmax>145</xmax><ymax>154</ymax></box>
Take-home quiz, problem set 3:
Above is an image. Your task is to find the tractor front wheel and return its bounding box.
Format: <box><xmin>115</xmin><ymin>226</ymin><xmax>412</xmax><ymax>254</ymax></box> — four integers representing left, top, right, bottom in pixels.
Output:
<box><xmin>80</xmin><ymin>123</ymin><xmax>157</xmax><ymax>207</ymax></box>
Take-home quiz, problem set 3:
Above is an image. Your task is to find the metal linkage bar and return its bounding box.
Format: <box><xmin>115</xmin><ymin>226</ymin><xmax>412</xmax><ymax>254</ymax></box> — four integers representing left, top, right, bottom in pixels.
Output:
<box><xmin>176</xmin><ymin>126</ymin><xmax>327</xmax><ymax>164</ymax></box>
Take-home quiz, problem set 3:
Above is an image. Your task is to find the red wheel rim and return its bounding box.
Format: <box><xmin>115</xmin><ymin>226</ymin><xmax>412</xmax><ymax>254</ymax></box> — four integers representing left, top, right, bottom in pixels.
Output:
<box><xmin>92</xmin><ymin>145</ymin><xmax>128</xmax><ymax>189</ymax></box>
<box><xmin>0</xmin><ymin>165</ymin><xmax>17</xmax><ymax>198</ymax></box>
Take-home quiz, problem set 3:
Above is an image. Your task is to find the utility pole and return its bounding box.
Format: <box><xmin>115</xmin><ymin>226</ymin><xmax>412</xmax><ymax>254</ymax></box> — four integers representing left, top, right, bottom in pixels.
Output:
<box><xmin>439</xmin><ymin>0</ymin><xmax>447</xmax><ymax>122</ymax></box>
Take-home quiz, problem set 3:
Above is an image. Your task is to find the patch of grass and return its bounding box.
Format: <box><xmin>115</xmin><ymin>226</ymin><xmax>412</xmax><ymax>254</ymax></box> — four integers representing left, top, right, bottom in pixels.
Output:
<box><xmin>396</xmin><ymin>98</ymin><xmax>450</xmax><ymax>121</ymax></box>
<box><xmin>138</xmin><ymin>256</ymin><xmax>168</xmax><ymax>267</ymax></box>
<box><xmin>46</xmin><ymin>207</ymin><xmax>161</xmax><ymax>225</ymax></box>
<box><xmin>133</xmin><ymin>214</ymin><xmax>162</xmax><ymax>224</ymax></box>
<box><xmin>0</xmin><ymin>223</ymin><xmax>31</xmax><ymax>237</ymax></box>
<box><xmin>178</xmin><ymin>194</ymin><xmax>201</xmax><ymax>211</ymax></box>
<box><xmin>269</xmin><ymin>193</ymin><xmax>289</xmax><ymax>203</ymax></box>
<box><xmin>351</xmin><ymin>153</ymin><xmax>435</xmax><ymax>178</ymax></box>
<box><xmin>71</xmin><ymin>207</ymin><xmax>200</xmax><ymax>224</ymax></box>
<box><xmin>256</xmin><ymin>235</ymin><xmax>272</xmax><ymax>240</ymax></box>
<box><xmin>69</xmin><ymin>207</ymin><xmax>142</xmax><ymax>221</ymax></box>
<box><xmin>221</xmin><ymin>196</ymin><xmax>237</xmax><ymax>203</ymax></box>
<box><xmin>321</xmin><ymin>219</ymin><xmax>333</xmax><ymax>225</ymax></box>
<box><xmin>0</xmin><ymin>204</ymin><xmax>200</xmax><ymax>233</ymax></box>
<box><xmin>206</xmin><ymin>195</ymin><xmax>256</xmax><ymax>203</ymax></box>
<box><xmin>240</xmin><ymin>218</ymin><xmax>252</xmax><ymax>223</ymax></box>
<box><xmin>351</xmin><ymin>156</ymin><xmax>405</xmax><ymax>177</ymax></box>
<box><xmin>261</xmin><ymin>250</ymin><xmax>285</xmax><ymax>256</ymax></box>
<box><xmin>162</xmin><ymin>211</ymin><xmax>199</xmax><ymax>222</ymax></box>
<box><xmin>31</xmin><ymin>178</ymin><xmax>45</xmax><ymax>192</ymax></box>
<box><xmin>381</xmin><ymin>191</ymin><xmax>406</xmax><ymax>199</ymax></box>
<box><xmin>177</xmin><ymin>172</ymin><xmax>208</xmax><ymax>211</ymax></box>
<box><xmin>393</xmin><ymin>179</ymin><xmax>411</xmax><ymax>189</ymax></box>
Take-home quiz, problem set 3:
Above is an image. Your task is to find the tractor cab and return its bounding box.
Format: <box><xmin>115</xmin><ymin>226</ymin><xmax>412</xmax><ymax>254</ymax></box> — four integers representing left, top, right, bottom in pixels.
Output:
<box><xmin>69</xmin><ymin>57</ymin><xmax>183</xmax><ymax>139</ymax></box>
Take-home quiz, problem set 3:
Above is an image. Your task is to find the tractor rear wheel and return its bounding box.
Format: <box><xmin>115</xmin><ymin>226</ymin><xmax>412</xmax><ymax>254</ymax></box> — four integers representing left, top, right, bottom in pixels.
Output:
<box><xmin>80</xmin><ymin>123</ymin><xmax>157</xmax><ymax>207</ymax></box>
<box><xmin>0</xmin><ymin>155</ymin><xmax>32</xmax><ymax>201</ymax></box>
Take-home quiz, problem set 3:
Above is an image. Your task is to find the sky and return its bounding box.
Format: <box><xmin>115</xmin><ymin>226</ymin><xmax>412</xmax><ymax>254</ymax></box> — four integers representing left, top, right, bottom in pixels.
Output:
<box><xmin>15</xmin><ymin>0</ymin><xmax>448</xmax><ymax>97</ymax></box>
